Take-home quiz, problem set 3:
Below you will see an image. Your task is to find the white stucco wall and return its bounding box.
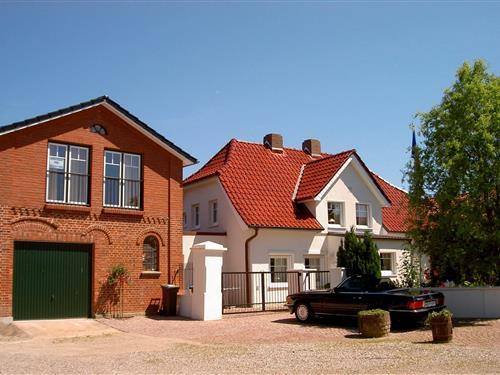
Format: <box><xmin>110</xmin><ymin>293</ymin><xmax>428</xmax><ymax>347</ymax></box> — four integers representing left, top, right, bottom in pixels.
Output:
<box><xmin>183</xmin><ymin>161</ymin><xmax>407</xmax><ymax>282</ymax></box>
<box><xmin>305</xmin><ymin>160</ymin><xmax>386</xmax><ymax>235</ymax></box>
<box><xmin>183</xmin><ymin>177</ymin><xmax>251</xmax><ymax>273</ymax></box>
<box><xmin>248</xmin><ymin>229</ymin><xmax>328</xmax><ymax>272</ymax></box>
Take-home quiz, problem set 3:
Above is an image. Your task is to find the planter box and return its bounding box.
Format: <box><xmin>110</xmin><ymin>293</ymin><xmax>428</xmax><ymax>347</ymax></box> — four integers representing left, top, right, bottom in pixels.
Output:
<box><xmin>429</xmin><ymin>287</ymin><xmax>500</xmax><ymax>319</ymax></box>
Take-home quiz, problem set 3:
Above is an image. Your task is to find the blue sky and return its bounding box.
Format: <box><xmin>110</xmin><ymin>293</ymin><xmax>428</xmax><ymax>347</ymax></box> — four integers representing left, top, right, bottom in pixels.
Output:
<box><xmin>1</xmin><ymin>2</ymin><xmax>498</xmax><ymax>186</ymax></box>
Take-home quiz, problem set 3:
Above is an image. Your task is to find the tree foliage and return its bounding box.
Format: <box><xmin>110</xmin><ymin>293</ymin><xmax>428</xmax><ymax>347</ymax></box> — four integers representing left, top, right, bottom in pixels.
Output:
<box><xmin>406</xmin><ymin>60</ymin><xmax>500</xmax><ymax>285</ymax></box>
<box><xmin>337</xmin><ymin>227</ymin><xmax>381</xmax><ymax>281</ymax></box>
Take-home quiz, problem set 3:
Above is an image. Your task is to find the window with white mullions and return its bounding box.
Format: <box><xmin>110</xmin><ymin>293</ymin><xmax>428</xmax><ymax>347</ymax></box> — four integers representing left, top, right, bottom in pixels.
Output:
<box><xmin>380</xmin><ymin>252</ymin><xmax>394</xmax><ymax>274</ymax></box>
<box><xmin>68</xmin><ymin>146</ymin><xmax>89</xmax><ymax>204</ymax></box>
<box><xmin>270</xmin><ymin>256</ymin><xmax>288</xmax><ymax>283</ymax></box>
<box><xmin>327</xmin><ymin>202</ymin><xmax>344</xmax><ymax>226</ymax></box>
<box><xmin>46</xmin><ymin>143</ymin><xmax>89</xmax><ymax>205</ymax></box>
<box><xmin>104</xmin><ymin>151</ymin><xmax>141</xmax><ymax>209</ymax></box>
<box><xmin>356</xmin><ymin>203</ymin><xmax>370</xmax><ymax>227</ymax></box>
<box><xmin>209</xmin><ymin>200</ymin><xmax>218</xmax><ymax>226</ymax></box>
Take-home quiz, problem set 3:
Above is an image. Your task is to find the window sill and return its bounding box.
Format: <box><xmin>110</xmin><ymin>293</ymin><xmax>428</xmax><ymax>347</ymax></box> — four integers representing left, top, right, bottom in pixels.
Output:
<box><xmin>355</xmin><ymin>226</ymin><xmax>372</xmax><ymax>232</ymax></box>
<box><xmin>328</xmin><ymin>225</ymin><xmax>346</xmax><ymax>232</ymax></box>
<box><xmin>44</xmin><ymin>203</ymin><xmax>91</xmax><ymax>213</ymax></box>
<box><xmin>381</xmin><ymin>272</ymin><xmax>397</xmax><ymax>278</ymax></box>
<box><xmin>140</xmin><ymin>271</ymin><xmax>161</xmax><ymax>278</ymax></box>
<box><xmin>101</xmin><ymin>207</ymin><xmax>144</xmax><ymax>216</ymax></box>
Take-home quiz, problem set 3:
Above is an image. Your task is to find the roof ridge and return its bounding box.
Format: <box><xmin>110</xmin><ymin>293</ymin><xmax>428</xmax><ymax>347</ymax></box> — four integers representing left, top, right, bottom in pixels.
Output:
<box><xmin>303</xmin><ymin>148</ymin><xmax>356</xmax><ymax>166</ymax></box>
<box><xmin>231</xmin><ymin>138</ymin><xmax>335</xmax><ymax>156</ymax></box>
<box><xmin>370</xmin><ymin>170</ymin><xmax>408</xmax><ymax>194</ymax></box>
<box><xmin>0</xmin><ymin>96</ymin><xmax>197</xmax><ymax>165</ymax></box>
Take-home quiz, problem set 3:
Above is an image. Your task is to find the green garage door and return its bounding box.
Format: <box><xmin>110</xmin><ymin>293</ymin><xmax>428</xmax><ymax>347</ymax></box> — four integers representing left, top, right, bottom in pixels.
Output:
<box><xmin>13</xmin><ymin>242</ymin><xmax>91</xmax><ymax>320</ymax></box>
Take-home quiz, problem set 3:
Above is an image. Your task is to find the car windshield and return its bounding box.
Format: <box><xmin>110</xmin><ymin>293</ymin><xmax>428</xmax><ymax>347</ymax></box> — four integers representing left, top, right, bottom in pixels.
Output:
<box><xmin>336</xmin><ymin>277</ymin><xmax>395</xmax><ymax>292</ymax></box>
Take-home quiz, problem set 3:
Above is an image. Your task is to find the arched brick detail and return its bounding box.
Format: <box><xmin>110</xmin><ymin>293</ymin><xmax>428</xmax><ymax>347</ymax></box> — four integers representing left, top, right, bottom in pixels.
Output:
<box><xmin>11</xmin><ymin>217</ymin><xmax>58</xmax><ymax>231</ymax></box>
<box><xmin>136</xmin><ymin>229</ymin><xmax>165</xmax><ymax>246</ymax></box>
<box><xmin>82</xmin><ymin>225</ymin><xmax>113</xmax><ymax>245</ymax></box>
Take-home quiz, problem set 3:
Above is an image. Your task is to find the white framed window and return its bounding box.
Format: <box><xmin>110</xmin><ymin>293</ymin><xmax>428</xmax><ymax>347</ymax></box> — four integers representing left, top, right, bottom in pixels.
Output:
<box><xmin>356</xmin><ymin>203</ymin><xmax>370</xmax><ymax>227</ymax></box>
<box><xmin>327</xmin><ymin>202</ymin><xmax>344</xmax><ymax>226</ymax></box>
<box><xmin>270</xmin><ymin>256</ymin><xmax>288</xmax><ymax>283</ymax></box>
<box><xmin>209</xmin><ymin>200</ymin><xmax>218</xmax><ymax>226</ymax></box>
<box><xmin>46</xmin><ymin>142</ymin><xmax>89</xmax><ymax>205</ymax></box>
<box><xmin>380</xmin><ymin>252</ymin><xmax>396</xmax><ymax>276</ymax></box>
<box><xmin>304</xmin><ymin>256</ymin><xmax>321</xmax><ymax>270</ymax></box>
<box><xmin>191</xmin><ymin>204</ymin><xmax>200</xmax><ymax>229</ymax></box>
<box><xmin>103</xmin><ymin>150</ymin><xmax>141</xmax><ymax>209</ymax></box>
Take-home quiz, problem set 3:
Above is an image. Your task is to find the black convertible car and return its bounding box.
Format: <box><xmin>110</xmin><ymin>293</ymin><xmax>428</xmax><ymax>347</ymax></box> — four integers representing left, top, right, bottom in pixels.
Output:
<box><xmin>285</xmin><ymin>275</ymin><xmax>445</xmax><ymax>324</ymax></box>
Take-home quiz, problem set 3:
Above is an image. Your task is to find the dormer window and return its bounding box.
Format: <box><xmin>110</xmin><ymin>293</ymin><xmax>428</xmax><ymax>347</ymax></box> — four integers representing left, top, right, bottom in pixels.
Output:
<box><xmin>356</xmin><ymin>203</ymin><xmax>370</xmax><ymax>227</ymax></box>
<box><xmin>327</xmin><ymin>202</ymin><xmax>344</xmax><ymax>227</ymax></box>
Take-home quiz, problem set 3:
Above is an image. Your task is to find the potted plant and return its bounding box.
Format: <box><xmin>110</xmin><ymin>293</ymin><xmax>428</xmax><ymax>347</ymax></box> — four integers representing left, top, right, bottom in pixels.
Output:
<box><xmin>358</xmin><ymin>309</ymin><xmax>391</xmax><ymax>338</ymax></box>
<box><xmin>426</xmin><ymin>309</ymin><xmax>453</xmax><ymax>343</ymax></box>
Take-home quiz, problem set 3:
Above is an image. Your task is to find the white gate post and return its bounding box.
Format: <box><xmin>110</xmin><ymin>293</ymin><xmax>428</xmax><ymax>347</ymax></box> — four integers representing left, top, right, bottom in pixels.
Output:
<box><xmin>191</xmin><ymin>241</ymin><xmax>227</xmax><ymax>321</ymax></box>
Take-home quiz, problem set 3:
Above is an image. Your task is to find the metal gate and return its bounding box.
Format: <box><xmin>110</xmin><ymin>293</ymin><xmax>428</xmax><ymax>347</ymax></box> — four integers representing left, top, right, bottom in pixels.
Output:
<box><xmin>222</xmin><ymin>270</ymin><xmax>330</xmax><ymax>314</ymax></box>
<box><xmin>13</xmin><ymin>241</ymin><xmax>92</xmax><ymax>320</ymax></box>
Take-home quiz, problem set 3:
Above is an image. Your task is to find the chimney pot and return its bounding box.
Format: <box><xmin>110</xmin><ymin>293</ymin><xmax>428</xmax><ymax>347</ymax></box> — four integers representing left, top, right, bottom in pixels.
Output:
<box><xmin>263</xmin><ymin>133</ymin><xmax>283</xmax><ymax>152</ymax></box>
<box><xmin>302</xmin><ymin>139</ymin><xmax>321</xmax><ymax>156</ymax></box>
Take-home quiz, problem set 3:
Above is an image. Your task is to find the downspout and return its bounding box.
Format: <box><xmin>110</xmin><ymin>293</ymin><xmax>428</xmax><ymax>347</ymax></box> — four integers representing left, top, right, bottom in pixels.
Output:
<box><xmin>245</xmin><ymin>227</ymin><xmax>259</xmax><ymax>305</ymax></box>
<box><xmin>167</xmin><ymin>158</ymin><xmax>172</xmax><ymax>284</ymax></box>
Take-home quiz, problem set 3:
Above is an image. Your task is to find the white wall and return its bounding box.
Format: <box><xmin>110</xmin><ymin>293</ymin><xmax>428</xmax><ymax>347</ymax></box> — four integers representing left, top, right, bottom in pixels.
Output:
<box><xmin>429</xmin><ymin>288</ymin><xmax>500</xmax><ymax>319</ymax></box>
<box><xmin>183</xmin><ymin>162</ymin><xmax>407</xmax><ymax>282</ymax></box>
<box><xmin>249</xmin><ymin>229</ymin><xmax>328</xmax><ymax>272</ymax></box>
<box><xmin>183</xmin><ymin>177</ymin><xmax>251</xmax><ymax>273</ymax></box>
<box><xmin>306</xmin><ymin>161</ymin><xmax>386</xmax><ymax>236</ymax></box>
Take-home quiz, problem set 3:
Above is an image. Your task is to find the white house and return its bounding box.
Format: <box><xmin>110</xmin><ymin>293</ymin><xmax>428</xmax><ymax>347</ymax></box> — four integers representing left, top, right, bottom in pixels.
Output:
<box><xmin>183</xmin><ymin>134</ymin><xmax>410</xmax><ymax>296</ymax></box>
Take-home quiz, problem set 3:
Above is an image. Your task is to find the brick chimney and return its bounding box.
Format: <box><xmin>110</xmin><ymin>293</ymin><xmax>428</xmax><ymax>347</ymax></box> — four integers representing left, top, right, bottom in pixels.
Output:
<box><xmin>302</xmin><ymin>139</ymin><xmax>321</xmax><ymax>157</ymax></box>
<box><xmin>263</xmin><ymin>133</ymin><xmax>283</xmax><ymax>152</ymax></box>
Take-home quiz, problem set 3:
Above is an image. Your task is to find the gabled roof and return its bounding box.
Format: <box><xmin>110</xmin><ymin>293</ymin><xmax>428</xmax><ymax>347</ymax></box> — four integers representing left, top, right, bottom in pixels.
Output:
<box><xmin>370</xmin><ymin>172</ymin><xmax>409</xmax><ymax>233</ymax></box>
<box><xmin>184</xmin><ymin>139</ymin><xmax>409</xmax><ymax>232</ymax></box>
<box><xmin>295</xmin><ymin>150</ymin><xmax>391</xmax><ymax>205</ymax></box>
<box><xmin>185</xmin><ymin>139</ymin><xmax>326</xmax><ymax>230</ymax></box>
<box><xmin>0</xmin><ymin>96</ymin><xmax>197</xmax><ymax>167</ymax></box>
<box><xmin>294</xmin><ymin>150</ymin><xmax>354</xmax><ymax>201</ymax></box>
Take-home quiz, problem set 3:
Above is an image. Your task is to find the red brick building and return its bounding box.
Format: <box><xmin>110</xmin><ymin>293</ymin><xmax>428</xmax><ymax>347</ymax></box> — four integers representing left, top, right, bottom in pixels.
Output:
<box><xmin>0</xmin><ymin>97</ymin><xmax>196</xmax><ymax>320</ymax></box>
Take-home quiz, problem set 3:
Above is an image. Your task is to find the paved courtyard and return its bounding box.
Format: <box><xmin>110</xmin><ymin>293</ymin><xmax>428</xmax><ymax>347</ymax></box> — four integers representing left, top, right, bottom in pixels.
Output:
<box><xmin>1</xmin><ymin>312</ymin><xmax>499</xmax><ymax>374</ymax></box>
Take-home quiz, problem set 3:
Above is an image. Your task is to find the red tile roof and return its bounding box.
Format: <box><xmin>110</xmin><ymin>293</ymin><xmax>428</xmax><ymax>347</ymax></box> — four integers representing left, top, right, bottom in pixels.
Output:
<box><xmin>371</xmin><ymin>172</ymin><xmax>409</xmax><ymax>233</ymax></box>
<box><xmin>184</xmin><ymin>139</ymin><xmax>409</xmax><ymax>232</ymax></box>
<box><xmin>295</xmin><ymin>151</ymin><xmax>355</xmax><ymax>201</ymax></box>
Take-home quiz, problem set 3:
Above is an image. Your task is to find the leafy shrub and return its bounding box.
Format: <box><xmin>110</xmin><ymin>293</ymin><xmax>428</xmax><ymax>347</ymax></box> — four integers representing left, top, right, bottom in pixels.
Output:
<box><xmin>425</xmin><ymin>309</ymin><xmax>453</xmax><ymax>325</ymax></box>
<box><xmin>358</xmin><ymin>309</ymin><xmax>388</xmax><ymax>317</ymax></box>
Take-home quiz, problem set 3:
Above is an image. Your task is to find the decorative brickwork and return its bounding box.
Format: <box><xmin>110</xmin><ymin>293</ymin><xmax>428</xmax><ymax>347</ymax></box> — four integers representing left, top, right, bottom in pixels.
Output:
<box><xmin>0</xmin><ymin>104</ymin><xmax>186</xmax><ymax>318</ymax></box>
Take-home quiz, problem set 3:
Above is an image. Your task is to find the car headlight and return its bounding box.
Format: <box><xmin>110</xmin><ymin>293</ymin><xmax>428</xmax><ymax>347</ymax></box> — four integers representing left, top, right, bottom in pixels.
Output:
<box><xmin>286</xmin><ymin>296</ymin><xmax>293</xmax><ymax>304</ymax></box>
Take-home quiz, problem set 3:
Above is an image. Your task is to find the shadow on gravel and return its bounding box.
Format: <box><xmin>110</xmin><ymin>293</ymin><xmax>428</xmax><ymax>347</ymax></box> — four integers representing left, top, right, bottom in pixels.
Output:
<box><xmin>453</xmin><ymin>319</ymin><xmax>495</xmax><ymax>327</ymax></box>
<box><xmin>144</xmin><ymin>315</ymin><xmax>193</xmax><ymax>322</ymax></box>
<box><xmin>0</xmin><ymin>322</ymin><xmax>31</xmax><ymax>341</ymax></box>
<box><xmin>272</xmin><ymin>316</ymin><xmax>358</xmax><ymax>331</ymax></box>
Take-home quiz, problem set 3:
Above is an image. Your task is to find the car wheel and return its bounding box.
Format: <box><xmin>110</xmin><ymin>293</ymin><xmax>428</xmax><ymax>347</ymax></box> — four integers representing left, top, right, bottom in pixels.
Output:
<box><xmin>295</xmin><ymin>303</ymin><xmax>314</xmax><ymax>323</ymax></box>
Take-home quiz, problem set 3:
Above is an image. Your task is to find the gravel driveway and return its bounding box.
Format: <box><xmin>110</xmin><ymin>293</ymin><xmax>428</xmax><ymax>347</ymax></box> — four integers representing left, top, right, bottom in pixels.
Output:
<box><xmin>1</xmin><ymin>312</ymin><xmax>499</xmax><ymax>374</ymax></box>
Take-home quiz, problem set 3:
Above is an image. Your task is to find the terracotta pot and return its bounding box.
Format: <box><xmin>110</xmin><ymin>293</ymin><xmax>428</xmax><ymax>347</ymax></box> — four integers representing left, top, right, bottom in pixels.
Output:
<box><xmin>431</xmin><ymin>316</ymin><xmax>453</xmax><ymax>343</ymax></box>
<box><xmin>358</xmin><ymin>311</ymin><xmax>391</xmax><ymax>338</ymax></box>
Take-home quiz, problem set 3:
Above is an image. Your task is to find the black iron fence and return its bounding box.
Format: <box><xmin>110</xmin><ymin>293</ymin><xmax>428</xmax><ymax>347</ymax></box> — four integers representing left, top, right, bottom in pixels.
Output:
<box><xmin>221</xmin><ymin>270</ymin><xmax>330</xmax><ymax>314</ymax></box>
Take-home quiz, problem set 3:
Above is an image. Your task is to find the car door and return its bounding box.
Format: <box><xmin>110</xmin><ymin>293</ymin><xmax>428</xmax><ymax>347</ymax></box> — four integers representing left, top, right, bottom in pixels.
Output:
<box><xmin>322</xmin><ymin>277</ymin><xmax>369</xmax><ymax>316</ymax></box>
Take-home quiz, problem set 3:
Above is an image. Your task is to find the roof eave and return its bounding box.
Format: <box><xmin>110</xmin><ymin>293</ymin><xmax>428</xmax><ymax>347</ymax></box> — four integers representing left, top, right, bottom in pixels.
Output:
<box><xmin>0</xmin><ymin>96</ymin><xmax>198</xmax><ymax>167</ymax></box>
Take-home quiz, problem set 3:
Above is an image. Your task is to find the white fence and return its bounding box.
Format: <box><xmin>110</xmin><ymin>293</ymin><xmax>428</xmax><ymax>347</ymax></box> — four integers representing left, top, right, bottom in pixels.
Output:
<box><xmin>430</xmin><ymin>287</ymin><xmax>500</xmax><ymax>319</ymax></box>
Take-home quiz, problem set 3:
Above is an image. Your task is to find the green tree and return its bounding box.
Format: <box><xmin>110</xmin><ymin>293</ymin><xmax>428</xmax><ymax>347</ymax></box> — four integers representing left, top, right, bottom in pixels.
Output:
<box><xmin>406</xmin><ymin>60</ymin><xmax>500</xmax><ymax>285</ymax></box>
<box><xmin>337</xmin><ymin>227</ymin><xmax>381</xmax><ymax>281</ymax></box>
